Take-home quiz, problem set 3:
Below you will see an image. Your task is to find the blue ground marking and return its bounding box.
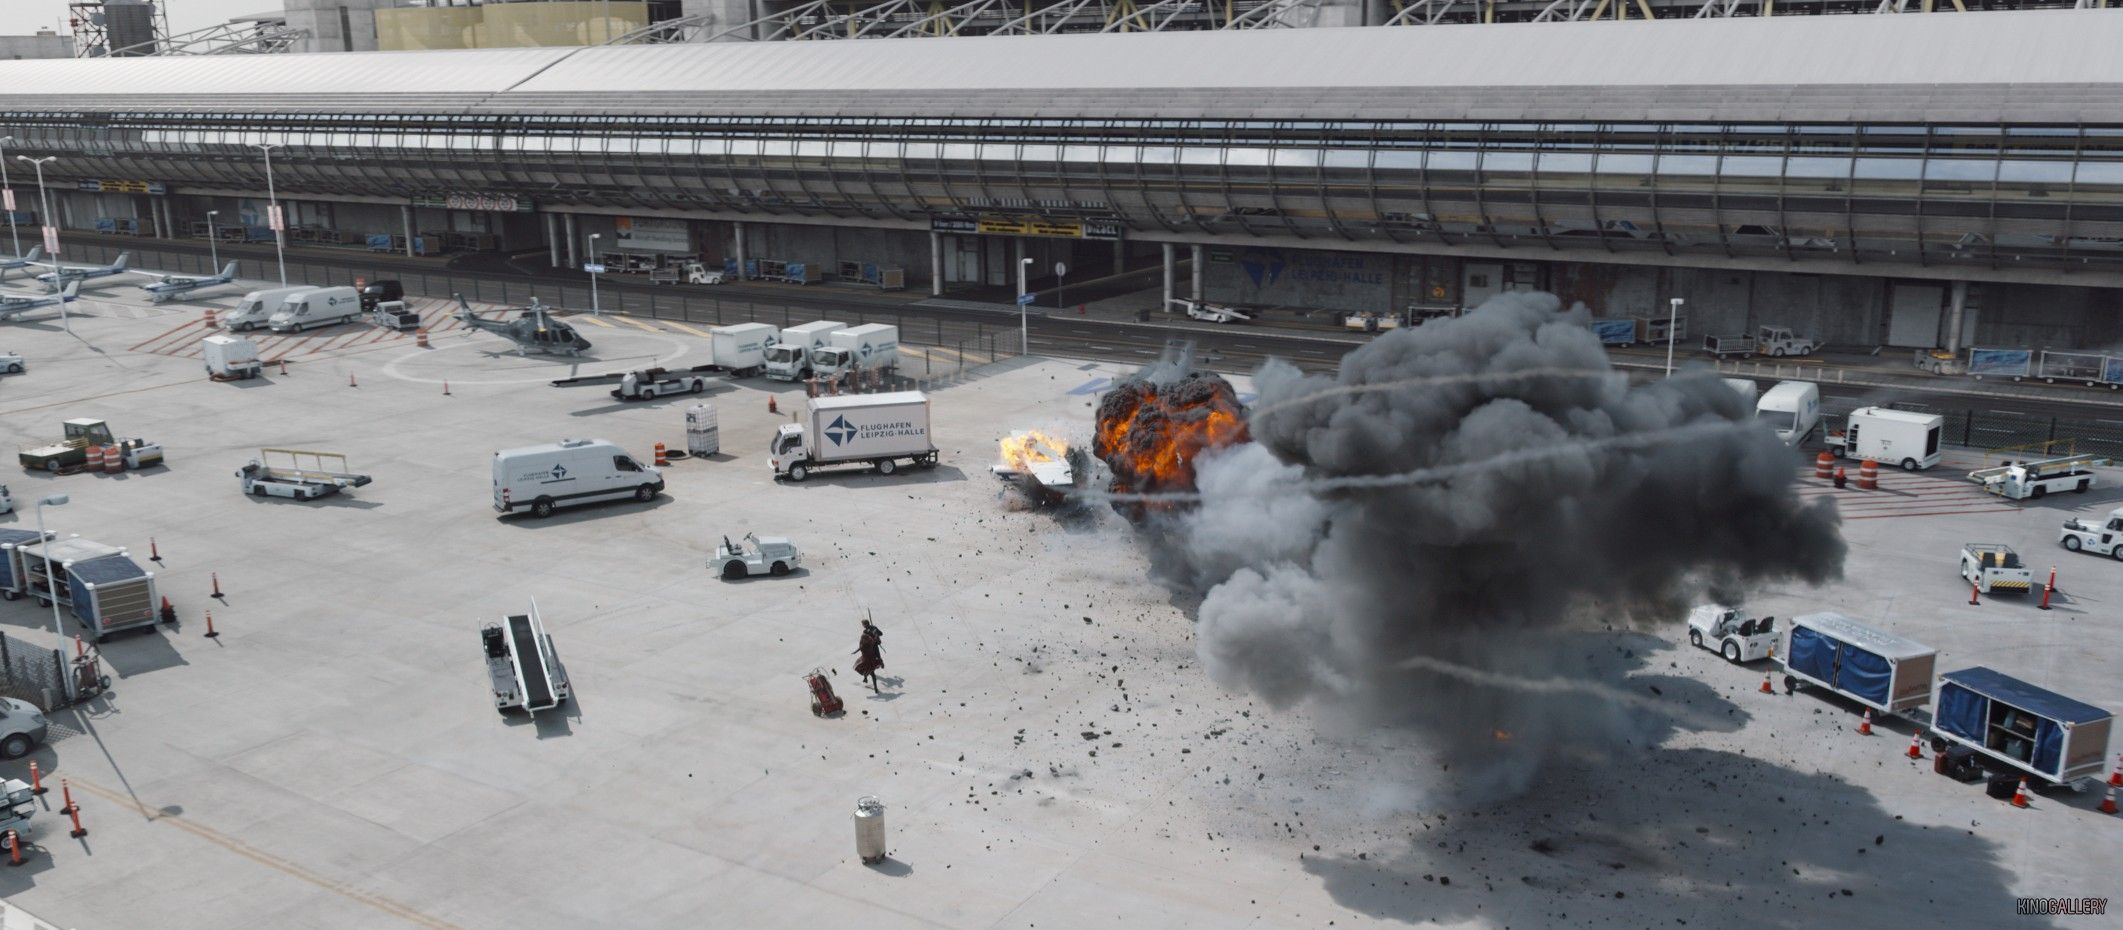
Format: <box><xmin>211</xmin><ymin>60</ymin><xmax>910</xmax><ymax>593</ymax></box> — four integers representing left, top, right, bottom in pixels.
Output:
<box><xmin>1067</xmin><ymin>377</ymin><xmax>1112</xmax><ymax>396</ymax></box>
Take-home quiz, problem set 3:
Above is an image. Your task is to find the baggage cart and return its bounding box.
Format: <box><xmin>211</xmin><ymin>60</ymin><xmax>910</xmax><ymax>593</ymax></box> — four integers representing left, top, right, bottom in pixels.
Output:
<box><xmin>2037</xmin><ymin>350</ymin><xmax>2105</xmax><ymax>386</ymax></box>
<box><xmin>1931</xmin><ymin>667</ymin><xmax>2114</xmax><ymax>787</ymax></box>
<box><xmin>1966</xmin><ymin>347</ymin><xmax>2032</xmax><ymax>381</ymax></box>
<box><xmin>1780</xmin><ymin>612</ymin><xmax>1936</xmax><ymax>716</ymax></box>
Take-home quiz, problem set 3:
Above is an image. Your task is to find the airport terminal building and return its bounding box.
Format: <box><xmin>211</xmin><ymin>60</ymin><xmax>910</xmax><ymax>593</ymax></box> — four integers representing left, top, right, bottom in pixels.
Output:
<box><xmin>1</xmin><ymin>9</ymin><xmax>2122</xmax><ymax>351</ymax></box>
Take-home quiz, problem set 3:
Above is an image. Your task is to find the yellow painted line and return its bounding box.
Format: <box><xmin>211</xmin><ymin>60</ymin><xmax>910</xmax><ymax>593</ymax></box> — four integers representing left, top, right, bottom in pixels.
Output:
<box><xmin>666</xmin><ymin>322</ymin><xmax>713</xmax><ymax>338</ymax></box>
<box><xmin>69</xmin><ymin>777</ymin><xmax>467</xmax><ymax>930</ymax></box>
<box><xmin>614</xmin><ymin>316</ymin><xmax>663</xmax><ymax>333</ymax></box>
<box><xmin>572</xmin><ymin>314</ymin><xmax>615</xmax><ymax>328</ymax></box>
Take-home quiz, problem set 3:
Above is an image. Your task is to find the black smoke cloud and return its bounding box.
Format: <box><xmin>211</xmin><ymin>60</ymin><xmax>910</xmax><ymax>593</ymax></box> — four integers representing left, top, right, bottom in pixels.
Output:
<box><xmin>1166</xmin><ymin>292</ymin><xmax>1846</xmax><ymax>795</ymax></box>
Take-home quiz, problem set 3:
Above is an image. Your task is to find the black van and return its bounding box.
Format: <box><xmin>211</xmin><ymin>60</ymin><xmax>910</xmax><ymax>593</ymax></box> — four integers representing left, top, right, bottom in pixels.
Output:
<box><xmin>359</xmin><ymin>279</ymin><xmax>404</xmax><ymax>310</ymax></box>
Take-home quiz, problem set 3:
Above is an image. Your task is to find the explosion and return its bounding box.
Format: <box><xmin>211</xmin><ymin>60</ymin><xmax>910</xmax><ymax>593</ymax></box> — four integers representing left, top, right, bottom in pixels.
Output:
<box><xmin>1093</xmin><ymin>371</ymin><xmax>1249</xmax><ymax>516</ymax></box>
<box><xmin>999</xmin><ymin>430</ymin><xmax>1069</xmax><ymax>473</ymax></box>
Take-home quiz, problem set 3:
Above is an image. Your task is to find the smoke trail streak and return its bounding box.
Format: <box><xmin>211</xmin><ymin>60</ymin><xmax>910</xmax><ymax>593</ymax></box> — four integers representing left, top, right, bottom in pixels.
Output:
<box><xmin>1245</xmin><ymin>367</ymin><xmax>1623</xmax><ymax>425</ymax></box>
<box><xmin>1078</xmin><ymin>421</ymin><xmax>1739</xmax><ymax>504</ymax></box>
<box><xmin>1393</xmin><ymin>653</ymin><xmax>1729</xmax><ymax>732</ymax></box>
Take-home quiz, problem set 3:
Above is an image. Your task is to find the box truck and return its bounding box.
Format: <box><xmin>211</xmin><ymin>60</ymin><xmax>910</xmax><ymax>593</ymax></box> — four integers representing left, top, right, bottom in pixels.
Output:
<box><xmin>771</xmin><ymin>392</ymin><xmax>938</xmax><ymax>482</ymax></box>
<box><xmin>709</xmin><ymin>322</ymin><xmax>776</xmax><ymax>377</ymax></box>
<box><xmin>1754</xmin><ymin>381</ymin><xmax>1820</xmax><ymax>446</ymax></box>
<box><xmin>202</xmin><ymin>334</ymin><xmax>263</xmax><ymax>381</ymax></box>
<box><xmin>1825</xmin><ymin>406</ymin><xmax>1943</xmax><ymax>471</ymax></box>
<box><xmin>810</xmin><ymin>324</ymin><xmax>899</xmax><ymax>380</ymax></box>
<box><xmin>765</xmin><ymin>321</ymin><xmax>843</xmax><ymax>380</ymax></box>
<box><xmin>225</xmin><ymin>286</ymin><xmax>312</xmax><ymax>332</ymax></box>
<box><xmin>492</xmin><ymin>438</ymin><xmax>663</xmax><ymax>518</ymax></box>
<box><xmin>1779</xmin><ymin>612</ymin><xmax>1936</xmax><ymax>717</ymax></box>
<box><xmin>268</xmin><ymin>286</ymin><xmax>363</xmax><ymax>333</ymax></box>
<box><xmin>1931</xmin><ymin>667</ymin><xmax>2113</xmax><ymax>787</ymax></box>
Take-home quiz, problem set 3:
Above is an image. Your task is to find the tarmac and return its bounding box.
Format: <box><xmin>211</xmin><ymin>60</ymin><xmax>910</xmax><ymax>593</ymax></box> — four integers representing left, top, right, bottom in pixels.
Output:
<box><xmin>0</xmin><ymin>279</ymin><xmax>2114</xmax><ymax>929</ymax></box>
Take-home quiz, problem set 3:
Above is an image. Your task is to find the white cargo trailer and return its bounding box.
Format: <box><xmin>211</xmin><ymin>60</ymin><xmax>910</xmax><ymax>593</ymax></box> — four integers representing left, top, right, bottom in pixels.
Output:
<box><xmin>709</xmin><ymin>323</ymin><xmax>776</xmax><ymax>377</ymax></box>
<box><xmin>811</xmin><ymin>324</ymin><xmax>899</xmax><ymax>380</ymax></box>
<box><xmin>772</xmin><ymin>392</ymin><xmax>937</xmax><ymax>481</ymax></box>
<box><xmin>766</xmin><ymin>321</ymin><xmax>843</xmax><ymax>380</ymax></box>
<box><xmin>202</xmin><ymin>334</ymin><xmax>262</xmax><ymax>381</ymax></box>
<box><xmin>1826</xmin><ymin>407</ymin><xmax>1944</xmax><ymax>471</ymax></box>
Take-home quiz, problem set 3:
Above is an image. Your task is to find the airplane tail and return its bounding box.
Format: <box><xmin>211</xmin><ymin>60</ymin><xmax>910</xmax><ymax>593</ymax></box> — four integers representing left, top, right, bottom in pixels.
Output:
<box><xmin>111</xmin><ymin>253</ymin><xmax>129</xmax><ymax>272</ymax></box>
<box><xmin>219</xmin><ymin>262</ymin><xmax>238</xmax><ymax>280</ymax></box>
<box><xmin>22</xmin><ymin>246</ymin><xmax>40</xmax><ymax>263</ymax></box>
<box><xmin>61</xmin><ymin>281</ymin><xmax>78</xmax><ymax>301</ymax></box>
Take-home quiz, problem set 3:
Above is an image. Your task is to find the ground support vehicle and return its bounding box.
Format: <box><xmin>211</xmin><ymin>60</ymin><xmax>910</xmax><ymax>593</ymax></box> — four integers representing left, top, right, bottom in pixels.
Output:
<box><xmin>1780</xmin><ymin>612</ymin><xmax>1937</xmax><ymax>716</ymax></box>
<box><xmin>714</xmin><ymin>533</ymin><xmax>801</xmax><ymax>578</ymax></box>
<box><xmin>1826</xmin><ymin>407</ymin><xmax>1944</xmax><ymax>471</ymax></box>
<box><xmin>492</xmin><ymin>438</ymin><xmax>662</xmax><ymax>518</ymax></box>
<box><xmin>1962</xmin><ymin>543</ymin><xmax>2034</xmax><ymax>594</ymax></box>
<box><xmin>1970</xmin><ymin>454</ymin><xmax>2103</xmax><ymax>500</ymax></box>
<box><xmin>236</xmin><ymin>449</ymin><xmax>372</xmax><ymax>500</ymax></box>
<box><xmin>203</xmin><ymin>334</ymin><xmax>262</xmax><ymax>380</ymax></box>
<box><xmin>483</xmin><ymin>600</ymin><xmax>570</xmax><ymax>715</ymax></box>
<box><xmin>1685</xmin><ymin>605</ymin><xmax>1778</xmax><ymax>663</ymax></box>
<box><xmin>2058</xmin><ymin>507</ymin><xmax>2123</xmax><ymax>558</ymax></box>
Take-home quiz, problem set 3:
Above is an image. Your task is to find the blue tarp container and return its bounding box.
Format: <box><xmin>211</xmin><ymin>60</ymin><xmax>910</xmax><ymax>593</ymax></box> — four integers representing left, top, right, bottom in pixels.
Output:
<box><xmin>1590</xmin><ymin>319</ymin><xmax>1637</xmax><ymax>346</ymax></box>
<box><xmin>1781</xmin><ymin>612</ymin><xmax>1937</xmax><ymax>715</ymax></box>
<box><xmin>0</xmin><ymin>528</ymin><xmax>50</xmax><ymax>597</ymax></box>
<box><xmin>1967</xmin><ymin>348</ymin><xmax>2032</xmax><ymax>379</ymax></box>
<box><xmin>1934</xmin><ymin>667</ymin><xmax>2113</xmax><ymax>784</ymax></box>
<box><xmin>64</xmin><ymin>553</ymin><xmax>158</xmax><ymax>640</ymax></box>
<box><xmin>2101</xmin><ymin>356</ymin><xmax>2123</xmax><ymax>387</ymax></box>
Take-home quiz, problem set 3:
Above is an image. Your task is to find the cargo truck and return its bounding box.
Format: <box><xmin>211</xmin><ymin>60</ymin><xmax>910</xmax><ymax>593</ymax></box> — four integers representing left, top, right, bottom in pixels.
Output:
<box><xmin>708</xmin><ymin>322</ymin><xmax>776</xmax><ymax>377</ymax></box>
<box><xmin>1825</xmin><ymin>407</ymin><xmax>1943</xmax><ymax>471</ymax></box>
<box><xmin>202</xmin><ymin>334</ymin><xmax>262</xmax><ymax>381</ymax></box>
<box><xmin>810</xmin><ymin>324</ymin><xmax>899</xmax><ymax>380</ymax></box>
<box><xmin>765</xmin><ymin>321</ymin><xmax>843</xmax><ymax>380</ymax></box>
<box><xmin>771</xmin><ymin>392</ymin><xmax>938</xmax><ymax>482</ymax></box>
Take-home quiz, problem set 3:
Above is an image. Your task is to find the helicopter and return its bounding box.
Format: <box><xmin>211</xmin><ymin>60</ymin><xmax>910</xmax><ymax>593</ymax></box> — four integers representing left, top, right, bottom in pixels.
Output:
<box><xmin>453</xmin><ymin>293</ymin><xmax>593</xmax><ymax>357</ymax></box>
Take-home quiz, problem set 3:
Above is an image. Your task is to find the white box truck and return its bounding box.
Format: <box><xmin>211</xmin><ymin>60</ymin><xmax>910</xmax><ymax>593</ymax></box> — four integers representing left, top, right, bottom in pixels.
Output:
<box><xmin>492</xmin><ymin>438</ymin><xmax>664</xmax><ymax>518</ymax></box>
<box><xmin>1754</xmin><ymin>381</ymin><xmax>1820</xmax><ymax>446</ymax></box>
<box><xmin>268</xmin><ymin>285</ymin><xmax>363</xmax><ymax>333</ymax></box>
<box><xmin>709</xmin><ymin>322</ymin><xmax>777</xmax><ymax>377</ymax></box>
<box><xmin>771</xmin><ymin>392</ymin><xmax>937</xmax><ymax>482</ymax></box>
<box><xmin>811</xmin><ymin>324</ymin><xmax>899</xmax><ymax>380</ymax></box>
<box><xmin>1826</xmin><ymin>406</ymin><xmax>1943</xmax><ymax>471</ymax></box>
<box><xmin>225</xmin><ymin>286</ymin><xmax>312</xmax><ymax>331</ymax></box>
<box><xmin>765</xmin><ymin>320</ymin><xmax>843</xmax><ymax>380</ymax></box>
<box><xmin>202</xmin><ymin>334</ymin><xmax>262</xmax><ymax>381</ymax></box>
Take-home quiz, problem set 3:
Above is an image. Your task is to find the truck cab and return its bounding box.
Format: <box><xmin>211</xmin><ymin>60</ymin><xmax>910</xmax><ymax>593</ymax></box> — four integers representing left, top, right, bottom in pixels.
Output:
<box><xmin>2058</xmin><ymin>507</ymin><xmax>2123</xmax><ymax>559</ymax></box>
<box><xmin>1754</xmin><ymin>325</ymin><xmax>1819</xmax><ymax>358</ymax></box>
<box><xmin>809</xmin><ymin>346</ymin><xmax>856</xmax><ymax>380</ymax></box>
<box><xmin>1754</xmin><ymin>381</ymin><xmax>1821</xmax><ymax>446</ymax></box>
<box><xmin>1686</xmin><ymin>605</ymin><xmax>1778</xmax><ymax>663</ymax></box>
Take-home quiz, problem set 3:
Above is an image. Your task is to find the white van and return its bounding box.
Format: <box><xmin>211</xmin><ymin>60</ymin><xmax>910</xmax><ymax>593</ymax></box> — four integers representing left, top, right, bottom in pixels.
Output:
<box><xmin>268</xmin><ymin>286</ymin><xmax>362</xmax><ymax>333</ymax></box>
<box><xmin>492</xmin><ymin>438</ymin><xmax>664</xmax><ymax>519</ymax></box>
<box><xmin>1755</xmin><ymin>381</ymin><xmax>1821</xmax><ymax>446</ymax></box>
<box><xmin>226</xmin><ymin>286</ymin><xmax>313</xmax><ymax>332</ymax></box>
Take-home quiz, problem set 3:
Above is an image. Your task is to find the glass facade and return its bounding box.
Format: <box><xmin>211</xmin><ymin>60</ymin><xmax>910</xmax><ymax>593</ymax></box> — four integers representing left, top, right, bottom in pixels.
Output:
<box><xmin>8</xmin><ymin>111</ymin><xmax>2122</xmax><ymax>274</ymax></box>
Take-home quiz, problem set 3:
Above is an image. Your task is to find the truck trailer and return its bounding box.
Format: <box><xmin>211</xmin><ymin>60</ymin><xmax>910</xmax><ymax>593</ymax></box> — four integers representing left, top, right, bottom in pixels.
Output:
<box><xmin>1931</xmin><ymin>667</ymin><xmax>2113</xmax><ymax>787</ymax></box>
<box><xmin>1826</xmin><ymin>407</ymin><xmax>1944</xmax><ymax>471</ymax></box>
<box><xmin>772</xmin><ymin>392</ymin><xmax>938</xmax><ymax>482</ymax></box>
<box><xmin>765</xmin><ymin>321</ymin><xmax>843</xmax><ymax>381</ymax></box>
<box><xmin>1780</xmin><ymin>612</ymin><xmax>1937</xmax><ymax>717</ymax></box>
<box><xmin>811</xmin><ymin>324</ymin><xmax>899</xmax><ymax>380</ymax></box>
<box><xmin>708</xmin><ymin>323</ymin><xmax>776</xmax><ymax>377</ymax></box>
<box><xmin>203</xmin><ymin>334</ymin><xmax>262</xmax><ymax>381</ymax></box>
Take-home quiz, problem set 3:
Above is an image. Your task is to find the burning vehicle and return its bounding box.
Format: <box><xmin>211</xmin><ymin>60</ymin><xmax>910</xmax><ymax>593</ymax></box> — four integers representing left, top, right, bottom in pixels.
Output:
<box><xmin>1092</xmin><ymin>369</ymin><xmax>1249</xmax><ymax>520</ymax></box>
<box><xmin>992</xmin><ymin>430</ymin><xmax>1085</xmax><ymax>505</ymax></box>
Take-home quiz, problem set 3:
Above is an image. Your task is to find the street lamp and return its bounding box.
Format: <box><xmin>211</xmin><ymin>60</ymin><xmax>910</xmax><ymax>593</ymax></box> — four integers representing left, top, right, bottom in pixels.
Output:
<box><xmin>205</xmin><ymin>209</ymin><xmax>220</xmax><ymax>273</ymax></box>
<box><xmin>1017</xmin><ymin>256</ymin><xmax>1034</xmax><ymax>355</ymax></box>
<box><xmin>16</xmin><ymin>155</ymin><xmax>55</xmax><ymax>268</ymax></box>
<box><xmin>1665</xmin><ymin>297</ymin><xmax>1684</xmax><ymax>379</ymax></box>
<box><xmin>588</xmin><ymin>233</ymin><xmax>602</xmax><ymax>315</ymax></box>
<box><xmin>0</xmin><ymin>136</ymin><xmax>18</xmax><ymax>258</ymax></box>
<box><xmin>252</xmin><ymin>143</ymin><xmax>286</xmax><ymax>286</ymax></box>
<box><xmin>34</xmin><ymin>494</ymin><xmax>68</xmax><ymax>696</ymax></box>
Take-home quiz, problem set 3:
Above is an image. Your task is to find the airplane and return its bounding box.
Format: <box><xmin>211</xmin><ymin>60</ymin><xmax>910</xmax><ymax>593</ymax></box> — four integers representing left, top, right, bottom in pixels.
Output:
<box><xmin>138</xmin><ymin>262</ymin><xmax>239</xmax><ymax>304</ymax></box>
<box><xmin>33</xmin><ymin>252</ymin><xmax>131</xmax><ymax>288</ymax></box>
<box><xmin>454</xmin><ymin>293</ymin><xmax>592</xmax><ymax>357</ymax></box>
<box><xmin>0</xmin><ymin>281</ymin><xmax>79</xmax><ymax>320</ymax></box>
<box><xmin>0</xmin><ymin>246</ymin><xmax>42</xmax><ymax>281</ymax></box>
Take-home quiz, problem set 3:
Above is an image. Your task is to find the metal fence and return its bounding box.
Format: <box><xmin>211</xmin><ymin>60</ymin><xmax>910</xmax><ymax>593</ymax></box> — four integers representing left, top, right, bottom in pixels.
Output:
<box><xmin>72</xmin><ymin>240</ymin><xmax>1018</xmax><ymax>382</ymax></box>
<box><xmin>0</xmin><ymin>629</ymin><xmax>66</xmax><ymax>712</ymax></box>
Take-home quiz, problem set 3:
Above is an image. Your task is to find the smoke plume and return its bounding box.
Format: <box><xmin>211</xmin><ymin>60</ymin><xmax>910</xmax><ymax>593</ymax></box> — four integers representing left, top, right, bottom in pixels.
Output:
<box><xmin>1156</xmin><ymin>292</ymin><xmax>1846</xmax><ymax>796</ymax></box>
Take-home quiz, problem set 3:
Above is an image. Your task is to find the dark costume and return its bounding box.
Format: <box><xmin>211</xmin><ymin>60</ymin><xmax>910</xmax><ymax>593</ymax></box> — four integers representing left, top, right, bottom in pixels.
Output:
<box><xmin>854</xmin><ymin>624</ymin><xmax>885</xmax><ymax>691</ymax></box>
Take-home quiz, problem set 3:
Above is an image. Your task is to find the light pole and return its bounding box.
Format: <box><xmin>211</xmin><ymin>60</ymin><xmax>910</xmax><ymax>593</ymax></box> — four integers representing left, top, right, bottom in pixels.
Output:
<box><xmin>252</xmin><ymin>143</ymin><xmax>286</xmax><ymax>286</ymax></box>
<box><xmin>588</xmin><ymin>233</ymin><xmax>602</xmax><ymax>315</ymax></box>
<box><xmin>17</xmin><ymin>155</ymin><xmax>55</xmax><ymax>265</ymax></box>
<box><xmin>34</xmin><ymin>494</ymin><xmax>68</xmax><ymax>697</ymax></box>
<box><xmin>0</xmin><ymin>136</ymin><xmax>18</xmax><ymax>258</ymax></box>
<box><xmin>1665</xmin><ymin>297</ymin><xmax>1684</xmax><ymax>379</ymax></box>
<box><xmin>1017</xmin><ymin>256</ymin><xmax>1034</xmax><ymax>355</ymax></box>
<box><xmin>205</xmin><ymin>209</ymin><xmax>220</xmax><ymax>273</ymax></box>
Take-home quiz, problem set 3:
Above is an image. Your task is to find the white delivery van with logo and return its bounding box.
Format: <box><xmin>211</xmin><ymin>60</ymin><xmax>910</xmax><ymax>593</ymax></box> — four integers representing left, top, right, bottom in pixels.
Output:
<box><xmin>492</xmin><ymin>438</ymin><xmax>664</xmax><ymax>518</ymax></box>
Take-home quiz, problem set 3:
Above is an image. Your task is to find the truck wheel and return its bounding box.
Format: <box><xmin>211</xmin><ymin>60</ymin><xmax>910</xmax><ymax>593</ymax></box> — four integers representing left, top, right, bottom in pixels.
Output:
<box><xmin>789</xmin><ymin>464</ymin><xmax>808</xmax><ymax>482</ymax></box>
<box><xmin>2032</xmin><ymin>486</ymin><xmax>2047</xmax><ymax>499</ymax></box>
<box><xmin>877</xmin><ymin>458</ymin><xmax>897</xmax><ymax>476</ymax></box>
<box><xmin>2076</xmin><ymin>479</ymin><xmax>2090</xmax><ymax>493</ymax></box>
<box><xmin>531</xmin><ymin>497</ymin><xmax>555</xmax><ymax>518</ymax></box>
<box><xmin>6</xmin><ymin>364</ymin><xmax>19</xmax><ymax>373</ymax></box>
<box><xmin>2110</xmin><ymin>545</ymin><xmax>2123</xmax><ymax>562</ymax></box>
<box><xmin>1688</xmin><ymin>630</ymin><xmax>1702</xmax><ymax>648</ymax></box>
<box><xmin>252</xmin><ymin>484</ymin><xmax>267</xmax><ymax>497</ymax></box>
<box><xmin>2065</xmin><ymin>536</ymin><xmax>2083</xmax><ymax>552</ymax></box>
<box><xmin>722</xmin><ymin>561</ymin><xmax>745</xmax><ymax>580</ymax></box>
<box><xmin>1722</xmin><ymin>641</ymin><xmax>1740</xmax><ymax>663</ymax></box>
<box><xmin>771</xmin><ymin>562</ymin><xmax>789</xmax><ymax>576</ymax></box>
<box><xmin>43</xmin><ymin>460</ymin><xmax>58</xmax><ymax>473</ymax></box>
<box><xmin>635</xmin><ymin>484</ymin><xmax>657</xmax><ymax>502</ymax></box>
<box><xmin>1782</xmin><ymin>675</ymin><xmax>1798</xmax><ymax>695</ymax></box>
<box><xmin>0</xmin><ymin>733</ymin><xmax>29</xmax><ymax>759</ymax></box>
<box><xmin>1900</xmin><ymin>458</ymin><xmax>1919</xmax><ymax>471</ymax></box>
<box><xmin>690</xmin><ymin>380</ymin><xmax>705</xmax><ymax>394</ymax></box>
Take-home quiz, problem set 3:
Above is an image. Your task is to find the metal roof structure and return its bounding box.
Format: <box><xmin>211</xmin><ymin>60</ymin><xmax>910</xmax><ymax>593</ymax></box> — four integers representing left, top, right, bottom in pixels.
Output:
<box><xmin>0</xmin><ymin>10</ymin><xmax>2119</xmax><ymax>121</ymax></box>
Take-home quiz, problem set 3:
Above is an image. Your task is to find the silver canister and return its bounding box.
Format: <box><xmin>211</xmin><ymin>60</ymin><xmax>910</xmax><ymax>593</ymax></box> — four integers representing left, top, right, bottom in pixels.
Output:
<box><xmin>853</xmin><ymin>795</ymin><xmax>887</xmax><ymax>863</ymax></box>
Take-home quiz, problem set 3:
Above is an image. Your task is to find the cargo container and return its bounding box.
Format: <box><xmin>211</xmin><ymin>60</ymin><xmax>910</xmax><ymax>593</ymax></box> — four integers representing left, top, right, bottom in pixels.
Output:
<box><xmin>1931</xmin><ymin>667</ymin><xmax>2113</xmax><ymax>787</ymax></box>
<box><xmin>1780</xmin><ymin>612</ymin><xmax>1936</xmax><ymax>716</ymax></box>
<box><xmin>708</xmin><ymin>323</ymin><xmax>776</xmax><ymax>377</ymax></box>
<box><xmin>0</xmin><ymin>528</ymin><xmax>52</xmax><ymax>600</ymax></box>
<box><xmin>1966</xmin><ymin>347</ymin><xmax>2032</xmax><ymax>381</ymax></box>
<box><xmin>14</xmin><ymin>538</ymin><xmax>159</xmax><ymax>641</ymax></box>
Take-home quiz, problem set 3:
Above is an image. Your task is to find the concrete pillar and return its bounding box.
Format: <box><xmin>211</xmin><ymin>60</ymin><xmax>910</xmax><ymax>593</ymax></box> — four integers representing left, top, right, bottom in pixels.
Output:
<box><xmin>1013</xmin><ymin>237</ymin><xmax>1025</xmax><ymax>298</ymax></box>
<box><xmin>1945</xmin><ymin>280</ymin><xmax>1970</xmax><ymax>353</ymax></box>
<box><xmin>401</xmin><ymin>205</ymin><xmax>415</xmax><ymax>258</ymax></box>
<box><xmin>1112</xmin><ymin>239</ymin><xmax>1124</xmax><ymax>276</ymax></box>
<box><xmin>162</xmin><ymin>198</ymin><xmax>174</xmax><ymax>239</ymax></box>
<box><xmin>564</xmin><ymin>213</ymin><xmax>578</xmax><ymax>269</ymax></box>
<box><xmin>545</xmin><ymin>213</ymin><xmax>560</xmax><ymax>267</ymax></box>
<box><xmin>1190</xmin><ymin>244</ymin><xmax>1204</xmax><ymax>301</ymax></box>
<box><xmin>1161</xmin><ymin>243</ymin><xmax>1175</xmax><ymax>311</ymax></box>
<box><xmin>732</xmin><ymin>220</ymin><xmax>747</xmax><ymax>280</ymax></box>
<box><xmin>929</xmin><ymin>231</ymin><xmax>943</xmax><ymax>296</ymax></box>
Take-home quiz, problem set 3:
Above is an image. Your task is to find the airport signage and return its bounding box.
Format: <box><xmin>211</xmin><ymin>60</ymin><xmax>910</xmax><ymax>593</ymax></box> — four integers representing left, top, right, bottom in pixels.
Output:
<box><xmin>930</xmin><ymin>213</ymin><xmax>1123</xmax><ymax>242</ymax></box>
<box><xmin>41</xmin><ymin>226</ymin><xmax>59</xmax><ymax>256</ymax></box>
<box><xmin>411</xmin><ymin>193</ymin><xmax>534</xmax><ymax>213</ymax></box>
<box><xmin>2</xmin><ymin>190</ymin><xmax>13</xmax><ymax>212</ymax></box>
<box><xmin>267</xmin><ymin>204</ymin><xmax>286</xmax><ymax>232</ymax></box>
<box><xmin>583</xmin><ymin>263</ymin><xmax>607</xmax><ymax>274</ymax></box>
<box><xmin>614</xmin><ymin>216</ymin><xmax>690</xmax><ymax>253</ymax></box>
<box><xmin>75</xmin><ymin>179</ymin><xmax>165</xmax><ymax>195</ymax></box>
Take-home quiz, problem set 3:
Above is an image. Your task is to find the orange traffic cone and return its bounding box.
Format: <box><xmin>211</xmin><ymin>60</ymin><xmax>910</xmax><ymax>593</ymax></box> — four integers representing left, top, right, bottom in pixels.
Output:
<box><xmin>1760</xmin><ymin>671</ymin><xmax>1775</xmax><ymax>694</ymax></box>
<box><xmin>442</xmin><ymin>379</ymin><xmax>451</xmax><ymax>396</ymax></box>
<box><xmin>2100</xmin><ymin>785</ymin><xmax>2118</xmax><ymax>815</ymax></box>
<box><xmin>2108</xmin><ymin>754</ymin><xmax>2122</xmax><ymax>788</ymax></box>
<box><xmin>1858</xmin><ymin>708</ymin><xmax>1873</xmax><ymax>736</ymax></box>
<box><xmin>1969</xmin><ymin>578</ymin><xmax>1981</xmax><ymax>606</ymax></box>
<box><xmin>348</xmin><ymin>372</ymin><xmax>358</xmax><ymax>388</ymax></box>
<box><xmin>1906</xmin><ymin>733</ymin><xmax>1923</xmax><ymax>760</ymax></box>
<box><xmin>768</xmin><ymin>395</ymin><xmax>778</xmax><ymax>414</ymax></box>
<box><xmin>2011</xmin><ymin>777</ymin><xmax>2031</xmax><ymax>809</ymax></box>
